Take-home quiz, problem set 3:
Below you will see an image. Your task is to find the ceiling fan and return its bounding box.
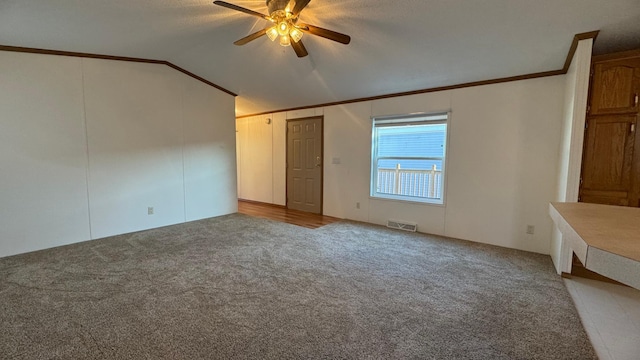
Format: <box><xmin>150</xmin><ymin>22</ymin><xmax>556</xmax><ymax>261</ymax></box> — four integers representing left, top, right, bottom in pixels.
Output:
<box><xmin>213</xmin><ymin>0</ymin><xmax>351</xmax><ymax>58</ymax></box>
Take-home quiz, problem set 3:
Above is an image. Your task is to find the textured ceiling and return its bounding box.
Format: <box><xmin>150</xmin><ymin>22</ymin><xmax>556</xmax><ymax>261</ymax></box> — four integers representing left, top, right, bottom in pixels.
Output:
<box><xmin>1</xmin><ymin>0</ymin><xmax>639</xmax><ymax>116</ymax></box>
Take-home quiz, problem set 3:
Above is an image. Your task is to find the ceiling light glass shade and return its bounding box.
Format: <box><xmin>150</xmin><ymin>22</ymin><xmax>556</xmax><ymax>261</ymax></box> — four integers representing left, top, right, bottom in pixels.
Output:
<box><xmin>279</xmin><ymin>35</ymin><xmax>291</xmax><ymax>47</ymax></box>
<box><xmin>277</xmin><ymin>21</ymin><xmax>290</xmax><ymax>36</ymax></box>
<box><xmin>289</xmin><ymin>28</ymin><xmax>303</xmax><ymax>43</ymax></box>
<box><xmin>266</xmin><ymin>27</ymin><xmax>279</xmax><ymax>41</ymax></box>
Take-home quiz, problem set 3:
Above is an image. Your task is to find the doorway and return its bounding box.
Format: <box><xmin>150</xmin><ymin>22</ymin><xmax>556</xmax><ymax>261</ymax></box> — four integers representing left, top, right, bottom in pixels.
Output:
<box><xmin>286</xmin><ymin>117</ymin><xmax>323</xmax><ymax>214</ymax></box>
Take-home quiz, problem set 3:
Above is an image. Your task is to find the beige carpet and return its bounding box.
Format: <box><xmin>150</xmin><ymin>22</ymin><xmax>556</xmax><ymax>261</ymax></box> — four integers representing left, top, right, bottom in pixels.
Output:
<box><xmin>0</xmin><ymin>214</ymin><xmax>596</xmax><ymax>359</ymax></box>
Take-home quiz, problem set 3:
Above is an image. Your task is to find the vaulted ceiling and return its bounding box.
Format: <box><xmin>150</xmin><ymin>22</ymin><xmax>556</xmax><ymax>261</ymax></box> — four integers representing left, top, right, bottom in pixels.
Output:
<box><xmin>1</xmin><ymin>0</ymin><xmax>639</xmax><ymax>116</ymax></box>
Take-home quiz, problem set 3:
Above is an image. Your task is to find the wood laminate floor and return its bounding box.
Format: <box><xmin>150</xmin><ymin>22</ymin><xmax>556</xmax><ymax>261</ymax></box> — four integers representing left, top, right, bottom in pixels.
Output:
<box><xmin>237</xmin><ymin>200</ymin><xmax>341</xmax><ymax>229</ymax></box>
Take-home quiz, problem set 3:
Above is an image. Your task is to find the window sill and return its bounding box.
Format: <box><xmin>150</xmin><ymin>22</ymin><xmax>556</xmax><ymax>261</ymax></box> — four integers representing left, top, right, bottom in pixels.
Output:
<box><xmin>369</xmin><ymin>195</ymin><xmax>446</xmax><ymax>207</ymax></box>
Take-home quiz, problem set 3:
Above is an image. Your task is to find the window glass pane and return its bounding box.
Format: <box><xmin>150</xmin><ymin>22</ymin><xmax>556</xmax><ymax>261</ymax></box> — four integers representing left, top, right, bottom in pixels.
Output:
<box><xmin>371</xmin><ymin>115</ymin><xmax>448</xmax><ymax>204</ymax></box>
<box><xmin>377</xmin><ymin>159</ymin><xmax>442</xmax><ymax>170</ymax></box>
<box><xmin>375</xmin><ymin>159</ymin><xmax>444</xmax><ymax>200</ymax></box>
<box><xmin>376</xmin><ymin>124</ymin><xmax>445</xmax><ymax>158</ymax></box>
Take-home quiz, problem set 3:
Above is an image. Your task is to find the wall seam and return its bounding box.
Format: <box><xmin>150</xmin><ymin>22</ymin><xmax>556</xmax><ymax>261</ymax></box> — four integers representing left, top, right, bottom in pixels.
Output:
<box><xmin>442</xmin><ymin>96</ymin><xmax>452</xmax><ymax>236</ymax></box>
<box><xmin>271</xmin><ymin>114</ymin><xmax>276</xmax><ymax>205</ymax></box>
<box><xmin>80</xmin><ymin>58</ymin><xmax>94</xmax><ymax>239</ymax></box>
<box><xmin>367</xmin><ymin>101</ymin><xmax>373</xmax><ymax>223</ymax></box>
<box><xmin>181</xmin><ymin>78</ymin><xmax>187</xmax><ymax>222</ymax></box>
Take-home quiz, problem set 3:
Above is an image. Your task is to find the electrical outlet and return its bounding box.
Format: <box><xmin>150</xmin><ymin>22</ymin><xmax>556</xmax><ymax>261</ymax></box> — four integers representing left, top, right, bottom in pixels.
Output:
<box><xmin>148</xmin><ymin>207</ymin><xmax>154</xmax><ymax>215</ymax></box>
<box><xmin>356</xmin><ymin>202</ymin><xmax>360</xmax><ymax>209</ymax></box>
<box><xmin>526</xmin><ymin>225</ymin><xmax>535</xmax><ymax>235</ymax></box>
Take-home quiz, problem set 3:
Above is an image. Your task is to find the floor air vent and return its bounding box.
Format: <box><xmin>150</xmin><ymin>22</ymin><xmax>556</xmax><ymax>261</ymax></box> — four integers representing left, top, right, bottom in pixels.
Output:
<box><xmin>386</xmin><ymin>220</ymin><xmax>417</xmax><ymax>232</ymax></box>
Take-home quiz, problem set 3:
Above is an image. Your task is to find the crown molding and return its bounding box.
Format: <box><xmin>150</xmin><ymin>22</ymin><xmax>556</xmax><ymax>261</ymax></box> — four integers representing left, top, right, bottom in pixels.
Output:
<box><xmin>0</xmin><ymin>45</ymin><xmax>237</xmax><ymax>97</ymax></box>
<box><xmin>237</xmin><ymin>31</ymin><xmax>600</xmax><ymax>119</ymax></box>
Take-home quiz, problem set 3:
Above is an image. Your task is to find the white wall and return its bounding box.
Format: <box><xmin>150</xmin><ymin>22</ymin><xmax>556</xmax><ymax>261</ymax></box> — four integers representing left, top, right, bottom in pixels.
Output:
<box><xmin>272</xmin><ymin>112</ymin><xmax>287</xmax><ymax>206</ymax></box>
<box><xmin>550</xmin><ymin>39</ymin><xmax>594</xmax><ymax>273</ymax></box>
<box><xmin>0</xmin><ymin>51</ymin><xmax>236</xmax><ymax>258</ymax></box>
<box><xmin>236</xmin><ymin>114</ymin><xmax>273</xmax><ymax>203</ymax></box>
<box><xmin>237</xmin><ymin>76</ymin><xmax>567</xmax><ymax>254</ymax></box>
<box><xmin>0</xmin><ymin>53</ymin><xmax>91</xmax><ymax>257</ymax></box>
<box><xmin>182</xmin><ymin>72</ymin><xmax>237</xmax><ymax>222</ymax></box>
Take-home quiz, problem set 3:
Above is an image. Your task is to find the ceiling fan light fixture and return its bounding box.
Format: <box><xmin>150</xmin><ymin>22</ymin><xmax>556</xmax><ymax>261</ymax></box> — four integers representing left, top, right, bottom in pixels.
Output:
<box><xmin>289</xmin><ymin>27</ymin><xmax>303</xmax><ymax>43</ymax></box>
<box><xmin>266</xmin><ymin>26</ymin><xmax>279</xmax><ymax>41</ymax></box>
<box><xmin>279</xmin><ymin>35</ymin><xmax>291</xmax><ymax>47</ymax></box>
<box><xmin>214</xmin><ymin>0</ymin><xmax>350</xmax><ymax>57</ymax></box>
<box><xmin>277</xmin><ymin>21</ymin><xmax>290</xmax><ymax>36</ymax></box>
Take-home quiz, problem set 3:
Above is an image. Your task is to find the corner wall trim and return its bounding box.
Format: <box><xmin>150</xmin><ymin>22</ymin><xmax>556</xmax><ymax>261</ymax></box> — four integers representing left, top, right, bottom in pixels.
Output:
<box><xmin>0</xmin><ymin>45</ymin><xmax>237</xmax><ymax>97</ymax></box>
<box><xmin>562</xmin><ymin>31</ymin><xmax>600</xmax><ymax>73</ymax></box>
<box><xmin>236</xmin><ymin>30</ymin><xmax>600</xmax><ymax>119</ymax></box>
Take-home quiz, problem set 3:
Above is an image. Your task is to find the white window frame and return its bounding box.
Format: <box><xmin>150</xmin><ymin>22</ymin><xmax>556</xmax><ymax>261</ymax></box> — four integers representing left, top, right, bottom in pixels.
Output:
<box><xmin>370</xmin><ymin>112</ymin><xmax>449</xmax><ymax>205</ymax></box>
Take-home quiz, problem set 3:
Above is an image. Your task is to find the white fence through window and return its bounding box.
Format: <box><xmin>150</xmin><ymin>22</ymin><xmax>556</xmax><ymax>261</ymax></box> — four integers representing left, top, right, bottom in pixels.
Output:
<box><xmin>377</xmin><ymin>164</ymin><xmax>443</xmax><ymax>200</ymax></box>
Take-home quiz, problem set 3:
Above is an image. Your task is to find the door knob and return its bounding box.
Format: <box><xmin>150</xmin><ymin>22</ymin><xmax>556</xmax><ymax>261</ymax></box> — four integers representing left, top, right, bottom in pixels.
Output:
<box><xmin>315</xmin><ymin>156</ymin><xmax>321</xmax><ymax>167</ymax></box>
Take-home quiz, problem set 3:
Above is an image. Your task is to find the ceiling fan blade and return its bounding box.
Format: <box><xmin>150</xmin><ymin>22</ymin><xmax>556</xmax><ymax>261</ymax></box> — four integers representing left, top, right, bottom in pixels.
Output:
<box><xmin>234</xmin><ymin>29</ymin><xmax>268</xmax><ymax>46</ymax></box>
<box><xmin>291</xmin><ymin>39</ymin><xmax>309</xmax><ymax>58</ymax></box>
<box><xmin>213</xmin><ymin>1</ymin><xmax>270</xmax><ymax>21</ymax></box>
<box><xmin>289</xmin><ymin>0</ymin><xmax>311</xmax><ymax>16</ymax></box>
<box><xmin>298</xmin><ymin>23</ymin><xmax>351</xmax><ymax>44</ymax></box>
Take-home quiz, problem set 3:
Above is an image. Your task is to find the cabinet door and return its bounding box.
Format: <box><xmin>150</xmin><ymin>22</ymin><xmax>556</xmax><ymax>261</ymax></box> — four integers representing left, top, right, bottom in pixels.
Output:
<box><xmin>580</xmin><ymin>115</ymin><xmax>637</xmax><ymax>206</ymax></box>
<box><xmin>590</xmin><ymin>59</ymin><xmax>640</xmax><ymax>115</ymax></box>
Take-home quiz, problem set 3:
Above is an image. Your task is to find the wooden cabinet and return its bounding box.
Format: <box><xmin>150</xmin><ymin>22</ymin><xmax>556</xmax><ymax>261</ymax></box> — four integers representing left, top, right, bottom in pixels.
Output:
<box><xmin>581</xmin><ymin>115</ymin><xmax>637</xmax><ymax>205</ymax></box>
<box><xmin>590</xmin><ymin>58</ymin><xmax>640</xmax><ymax>115</ymax></box>
<box><xmin>580</xmin><ymin>50</ymin><xmax>640</xmax><ymax>207</ymax></box>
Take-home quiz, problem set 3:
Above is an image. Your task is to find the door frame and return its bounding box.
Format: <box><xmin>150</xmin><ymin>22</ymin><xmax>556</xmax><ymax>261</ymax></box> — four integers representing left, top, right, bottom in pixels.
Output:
<box><xmin>285</xmin><ymin>116</ymin><xmax>324</xmax><ymax>214</ymax></box>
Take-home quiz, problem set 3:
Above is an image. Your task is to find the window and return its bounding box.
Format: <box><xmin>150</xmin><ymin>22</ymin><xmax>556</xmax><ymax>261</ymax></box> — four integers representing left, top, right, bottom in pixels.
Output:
<box><xmin>370</xmin><ymin>113</ymin><xmax>448</xmax><ymax>204</ymax></box>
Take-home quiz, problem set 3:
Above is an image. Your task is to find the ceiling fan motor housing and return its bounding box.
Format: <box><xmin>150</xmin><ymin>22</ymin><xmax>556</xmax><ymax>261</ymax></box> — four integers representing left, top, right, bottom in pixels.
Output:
<box><xmin>267</xmin><ymin>0</ymin><xmax>290</xmax><ymax>16</ymax></box>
